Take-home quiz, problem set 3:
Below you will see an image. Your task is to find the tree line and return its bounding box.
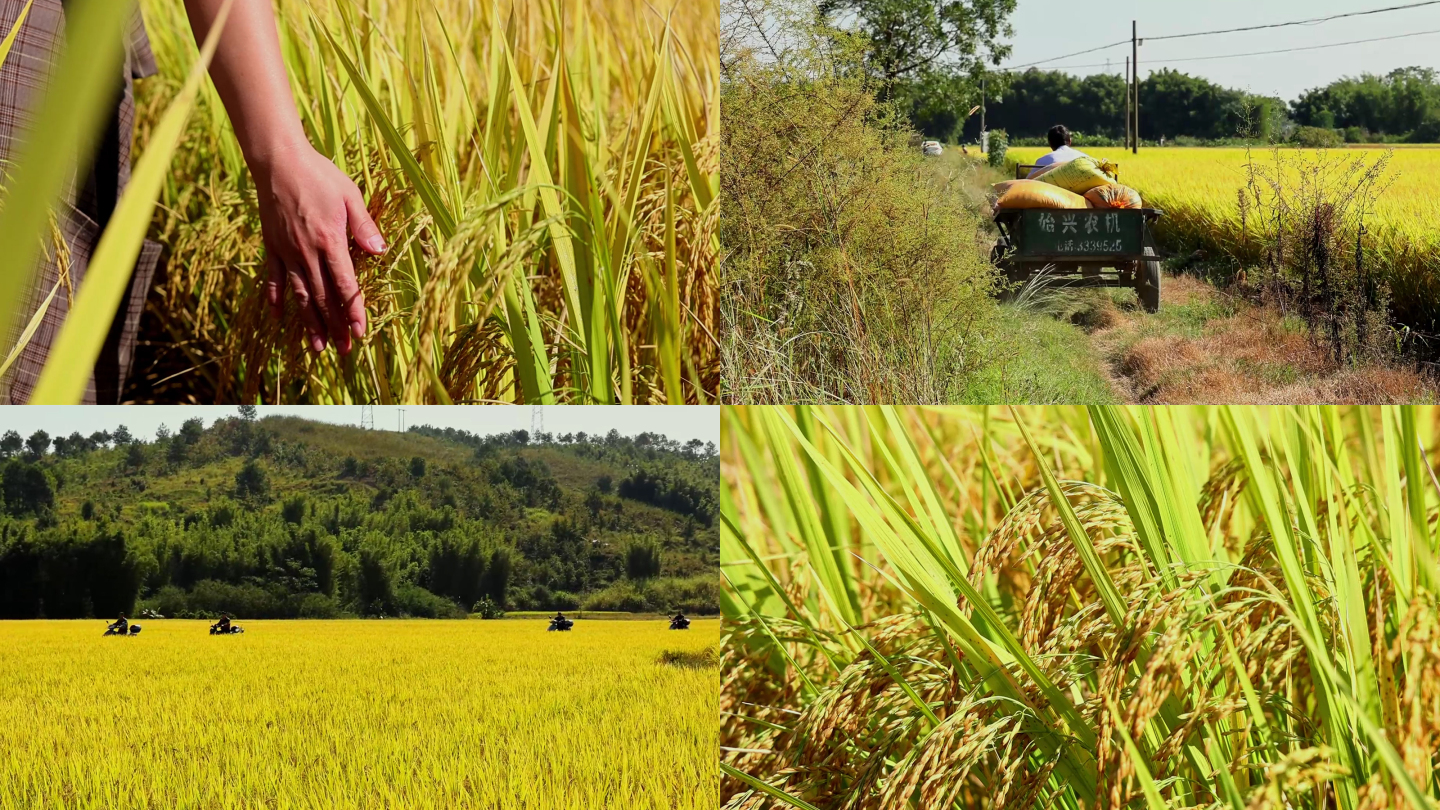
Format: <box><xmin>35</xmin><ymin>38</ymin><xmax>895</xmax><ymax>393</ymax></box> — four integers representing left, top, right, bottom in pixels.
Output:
<box><xmin>0</xmin><ymin>413</ymin><xmax>718</xmax><ymax>619</ymax></box>
<box><xmin>960</xmin><ymin>67</ymin><xmax>1440</xmax><ymax>145</ymax></box>
<box><xmin>801</xmin><ymin>0</ymin><xmax>1440</xmax><ymax>144</ymax></box>
<box><xmin>955</xmin><ymin>69</ymin><xmax>1285</xmax><ymax>144</ymax></box>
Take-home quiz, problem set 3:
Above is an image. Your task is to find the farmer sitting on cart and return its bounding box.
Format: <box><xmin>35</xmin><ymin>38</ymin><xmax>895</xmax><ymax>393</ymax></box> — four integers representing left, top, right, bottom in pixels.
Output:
<box><xmin>1026</xmin><ymin>125</ymin><xmax>1091</xmax><ymax>178</ymax></box>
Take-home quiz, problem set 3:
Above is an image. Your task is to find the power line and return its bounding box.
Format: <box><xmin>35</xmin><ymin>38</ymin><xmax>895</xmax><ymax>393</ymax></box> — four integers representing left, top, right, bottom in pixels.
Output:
<box><xmin>1016</xmin><ymin>28</ymin><xmax>1440</xmax><ymax>73</ymax></box>
<box><xmin>1003</xmin><ymin>39</ymin><xmax>1130</xmax><ymax>71</ymax></box>
<box><xmin>1001</xmin><ymin>0</ymin><xmax>1440</xmax><ymax>70</ymax></box>
<box><xmin>1147</xmin><ymin>0</ymin><xmax>1440</xmax><ymax>41</ymax></box>
<box><xmin>1140</xmin><ymin>28</ymin><xmax>1440</xmax><ymax>63</ymax></box>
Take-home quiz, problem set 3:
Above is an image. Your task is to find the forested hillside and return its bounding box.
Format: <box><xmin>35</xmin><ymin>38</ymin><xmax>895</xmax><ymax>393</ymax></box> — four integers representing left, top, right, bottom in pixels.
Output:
<box><xmin>0</xmin><ymin>412</ymin><xmax>718</xmax><ymax>619</ymax></box>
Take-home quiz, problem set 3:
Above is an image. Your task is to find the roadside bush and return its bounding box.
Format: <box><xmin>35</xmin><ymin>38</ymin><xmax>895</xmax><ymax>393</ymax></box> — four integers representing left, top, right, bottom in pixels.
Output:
<box><xmin>722</xmin><ymin>9</ymin><xmax>996</xmax><ymax>403</ymax></box>
<box><xmin>986</xmin><ymin>129</ymin><xmax>1007</xmax><ymax>168</ymax></box>
<box><xmin>1238</xmin><ymin>147</ymin><xmax>1396</xmax><ymax>364</ymax></box>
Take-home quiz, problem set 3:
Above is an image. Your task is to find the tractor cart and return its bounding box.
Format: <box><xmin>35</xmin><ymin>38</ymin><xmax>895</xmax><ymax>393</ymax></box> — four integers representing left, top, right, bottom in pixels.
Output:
<box><xmin>993</xmin><ymin>164</ymin><xmax>1165</xmax><ymax>313</ymax></box>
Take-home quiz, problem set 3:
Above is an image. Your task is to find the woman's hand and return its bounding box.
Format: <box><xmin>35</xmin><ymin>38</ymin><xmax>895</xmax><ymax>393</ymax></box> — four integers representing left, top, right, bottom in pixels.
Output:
<box><xmin>253</xmin><ymin>144</ymin><xmax>385</xmax><ymax>355</ymax></box>
<box><xmin>180</xmin><ymin>0</ymin><xmax>385</xmax><ymax>356</ymax></box>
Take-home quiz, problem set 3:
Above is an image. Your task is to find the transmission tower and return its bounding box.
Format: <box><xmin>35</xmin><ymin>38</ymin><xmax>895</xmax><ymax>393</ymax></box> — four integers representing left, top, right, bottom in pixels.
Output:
<box><xmin>398</xmin><ymin>408</ymin><xmax>407</xmax><ymax>433</ymax></box>
<box><xmin>531</xmin><ymin>405</ymin><xmax>544</xmax><ymax>442</ymax></box>
<box><xmin>360</xmin><ymin>404</ymin><xmax>374</xmax><ymax>431</ymax></box>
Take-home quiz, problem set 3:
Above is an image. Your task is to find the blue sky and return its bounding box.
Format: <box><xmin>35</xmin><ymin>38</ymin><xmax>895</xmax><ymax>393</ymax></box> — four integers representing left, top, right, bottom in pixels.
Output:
<box><xmin>0</xmin><ymin>406</ymin><xmax>718</xmax><ymax>446</ymax></box>
<box><xmin>1001</xmin><ymin>0</ymin><xmax>1440</xmax><ymax>100</ymax></box>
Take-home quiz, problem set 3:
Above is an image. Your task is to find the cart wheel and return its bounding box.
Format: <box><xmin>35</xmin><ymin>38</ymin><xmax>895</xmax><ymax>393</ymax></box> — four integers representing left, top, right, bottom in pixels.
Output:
<box><xmin>1137</xmin><ymin>246</ymin><xmax>1161</xmax><ymax>314</ymax></box>
<box><xmin>992</xmin><ymin>245</ymin><xmax>1022</xmax><ymax>301</ymax></box>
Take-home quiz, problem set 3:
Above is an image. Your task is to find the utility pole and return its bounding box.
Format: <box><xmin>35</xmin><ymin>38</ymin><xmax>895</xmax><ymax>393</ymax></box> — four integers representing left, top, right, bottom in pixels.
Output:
<box><xmin>1124</xmin><ymin>56</ymin><xmax>1131</xmax><ymax>150</ymax></box>
<box><xmin>1132</xmin><ymin>20</ymin><xmax>1139</xmax><ymax>154</ymax></box>
<box><xmin>979</xmin><ymin>74</ymin><xmax>987</xmax><ymax>153</ymax></box>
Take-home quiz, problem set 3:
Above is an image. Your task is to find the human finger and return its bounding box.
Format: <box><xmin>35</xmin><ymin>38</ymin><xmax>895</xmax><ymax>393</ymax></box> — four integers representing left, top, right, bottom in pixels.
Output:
<box><xmin>265</xmin><ymin>250</ymin><xmax>285</xmax><ymax>320</ymax></box>
<box><xmin>345</xmin><ymin>188</ymin><xmax>386</xmax><ymax>255</ymax></box>
<box><xmin>320</xmin><ymin>238</ymin><xmax>366</xmax><ymax>346</ymax></box>
<box><xmin>285</xmin><ymin>254</ymin><xmax>328</xmax><ymax>354</ymax></box>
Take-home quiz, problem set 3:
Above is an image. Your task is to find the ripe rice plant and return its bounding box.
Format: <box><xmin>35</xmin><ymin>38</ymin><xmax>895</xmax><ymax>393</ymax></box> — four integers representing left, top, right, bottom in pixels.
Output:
<box><xmin>721</xmin><ymin>404</ymin><xmax>1440</xmax><ymax>809</ymax></box>
<box><xmin>1009</xmin><ymin>146</ymin><xmax>1440</xmax><ymax>334</ymax></box>
<box><xmin>0</xmin><ymin>618</ymin><xmax>719</xmax><ymax>809</ymax></box>
<box><xmin>127</xmin><ymin>0</ymin><xmax>717</xmax><ymax>404</ymax></box>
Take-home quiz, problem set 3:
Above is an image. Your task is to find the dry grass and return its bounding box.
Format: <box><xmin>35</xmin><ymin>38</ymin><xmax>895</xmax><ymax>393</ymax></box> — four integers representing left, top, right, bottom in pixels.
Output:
<box><xmin>1082</xmin><ymin>275</ymin><xmax>1437</xmax><ymax>404</ymax></box>
<box><xmin>720</xmin><ymin>1</ymin><xmax>997</xmax><ymax>404</ymax></box>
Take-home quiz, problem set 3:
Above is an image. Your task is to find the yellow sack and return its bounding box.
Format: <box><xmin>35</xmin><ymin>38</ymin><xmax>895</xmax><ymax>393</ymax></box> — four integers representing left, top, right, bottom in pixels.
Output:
<box><xmin>1036</xmin><ymin>157</ymin><xmax>1115</xmax><ymax>194</ymax></box>
<box><xmin>993</xmin><ymin>179</ymin><xmax>1090</xmax><ymax>210</ymax></box>
<box><xmin>1084</xmin><ymin>183</ymin><xmax>1142</xmax><ymax>210</ymax></box>
<box><xmin>1025</xmin><ymin>162</ymin><xmax>1061</xmax><ymax>180</ymax></box>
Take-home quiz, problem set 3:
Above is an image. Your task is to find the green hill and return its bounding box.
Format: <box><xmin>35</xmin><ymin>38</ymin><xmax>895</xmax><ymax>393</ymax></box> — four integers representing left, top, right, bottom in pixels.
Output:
<box><xmin>0</xmin><ymin>414</ymin><xmax>718</xmax><ymax>619</ymax></box>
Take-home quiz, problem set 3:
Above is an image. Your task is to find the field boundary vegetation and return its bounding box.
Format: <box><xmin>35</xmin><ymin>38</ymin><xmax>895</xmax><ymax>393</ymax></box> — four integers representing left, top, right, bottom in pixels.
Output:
<box><xmin>722</xmin><ymin>0</ymin><xmax>1006</xmax><ymax>404</ymax></box>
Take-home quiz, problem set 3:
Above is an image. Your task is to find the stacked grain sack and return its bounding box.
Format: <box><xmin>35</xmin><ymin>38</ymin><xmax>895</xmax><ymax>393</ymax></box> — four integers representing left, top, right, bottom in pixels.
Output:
<box><xmin>992</xmin><ymin>157</ymin><xmax>1142</xmax><ymax>211</ymax></box>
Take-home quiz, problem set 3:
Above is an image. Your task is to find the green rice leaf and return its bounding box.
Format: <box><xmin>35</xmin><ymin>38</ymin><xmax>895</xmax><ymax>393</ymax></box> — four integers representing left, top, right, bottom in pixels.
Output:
<box><xmin>29</xmin><ymin>0</ymin><xmax>235</xmax><ymax>404</ymax></box>
<box><xmin>0</xmin><ymin>0</ymin><xmax>138</xmax><ymax>350</ymax></box>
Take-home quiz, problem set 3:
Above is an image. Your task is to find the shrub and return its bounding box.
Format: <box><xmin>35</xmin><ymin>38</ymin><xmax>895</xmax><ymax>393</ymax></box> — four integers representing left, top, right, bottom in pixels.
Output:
<box><xmin>643</xmin><ymin>576</ymin><xmax>720</xmax><ymax>614</ymax></box>
<box><xmin>471</xmin><ymin>596</ymin><xmax>505</xmax><ymax>619</ymax></box>
<box><xmin>393</xmin><ymin>584</ymin><xmax>465</xmax><ymax>618</ymax></box>
<box><xmin>545</xmin><ymin>590</ymin><xmax>581</xmax><ymax>612</ymax></box>
<box><xmin>722</xmin><ymin>25</ymin><xmax>996</xmax><ymax>403</ymax></box>
<box><xmin>1239</xmin><ymin>147</ymin><xmax>1396</xmax><ymax>364</ymax></box>
<box><xmin>234</xmin><ymin>459</ymin><xmax>269</xmax><ymax>500</ymax></box>
<box><xmin>296</xmin><ymin>593</ymin><xmax>342</xmax><ymax>619</ymax></box>
<box><xmin>986</xmin><ymin>129</ymin><xmax>1007</xmax><ymax>168</ymax></box>
<box><xmin>186</xmin><ymin>580</ymin><xmax>284</xmax><ymax>618</ymax></box>
<box><xmin>624</xmin><ymin>540</ymin><xmax>662</xmax><ymax>581</ymax></box>
<box><xmin>144</xmin><ymin>585</ymin><xmax>191</xmax><ymax>618</ymax></box>
<box><xmin>281</xmin><ymin>495</ymin><xmax>306</xmax><ymax>524</ymax></box>
<box><xmin>1292</xmin><ymin>125</ymin><xmax>1343</xmax><ymax>148</ymax></box>
<box><xmin>582</xmin><ymin>581</ymin><xmax>649</xmax><ymax>613</ymax></box>
<box><xmin>1408</xmin><ymin>114</ymin><xmax>1440</xmax><ymax>144</ymax></box>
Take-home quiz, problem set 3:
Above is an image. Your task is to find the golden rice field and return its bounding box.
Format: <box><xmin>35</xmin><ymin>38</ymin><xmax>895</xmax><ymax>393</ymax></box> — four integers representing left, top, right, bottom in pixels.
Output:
<box><xmin>0</xmin><ymin>618</ymin><xmax>719</xmax><ymax>809</ymax></box>
<box><xmin>1009</xmin><ymin>146</ymin><xmax>1440</xmax><ymax>329</ymax></box>
<box><xmin>128</xmin><ymin>0</ymin><xmax>717</xmax><ymax>405</ymax></box>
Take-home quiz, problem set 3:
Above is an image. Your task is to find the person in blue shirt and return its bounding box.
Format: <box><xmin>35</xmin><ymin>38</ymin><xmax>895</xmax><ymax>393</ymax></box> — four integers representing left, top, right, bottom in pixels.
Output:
<box><xmin>1027</xmin><ymin>125</ymin><xmax>1092</xmax><ymax>178</ymax></box>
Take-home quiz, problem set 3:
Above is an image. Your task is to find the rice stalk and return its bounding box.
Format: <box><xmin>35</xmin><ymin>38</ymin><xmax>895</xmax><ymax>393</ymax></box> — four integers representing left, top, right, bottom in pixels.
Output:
<box><xmin>112</xmin><ymin>0</ymin><xmax>716</xmax><ymax>403</ymax></box>
<box><xmin>722</xmin><ymin>405</ymin><xmax>1440</xmax><ymax>810</ymax></box>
